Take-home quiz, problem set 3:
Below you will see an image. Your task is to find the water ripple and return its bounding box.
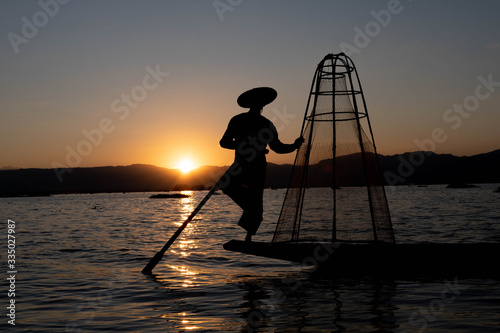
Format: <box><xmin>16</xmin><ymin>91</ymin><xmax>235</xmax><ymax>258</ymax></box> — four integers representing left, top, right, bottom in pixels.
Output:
<box><xmin>1</xmin><ymin>186</ymin><xmax>499</xmax><ymax>331</ymax></box>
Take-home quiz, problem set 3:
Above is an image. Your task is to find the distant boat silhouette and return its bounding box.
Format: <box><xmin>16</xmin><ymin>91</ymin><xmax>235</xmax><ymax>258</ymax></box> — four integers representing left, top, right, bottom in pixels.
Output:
<box><xmin>149</xmin><ymin>193</ymin><xmax>191</xmax><ymax>199</ymax></box>
<box><xmin>446</xmin><ymin>183</ymin><xmax>479</xmax><ymax>188</ymax></box>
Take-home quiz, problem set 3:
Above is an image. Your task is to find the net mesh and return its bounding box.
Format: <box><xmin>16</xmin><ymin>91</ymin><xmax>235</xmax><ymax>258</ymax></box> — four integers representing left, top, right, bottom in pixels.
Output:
<box><xmin>272</xmin><ymin>54</ymin><xmax>395</xmax><ymax>244</ymax></box>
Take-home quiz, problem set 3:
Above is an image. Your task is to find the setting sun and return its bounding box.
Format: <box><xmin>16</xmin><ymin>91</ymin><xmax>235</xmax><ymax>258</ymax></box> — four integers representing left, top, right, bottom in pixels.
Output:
<box><xmin>177</xmin><ymin>158</ymin><xmax>195</xmax><ymax>173</ymax></box>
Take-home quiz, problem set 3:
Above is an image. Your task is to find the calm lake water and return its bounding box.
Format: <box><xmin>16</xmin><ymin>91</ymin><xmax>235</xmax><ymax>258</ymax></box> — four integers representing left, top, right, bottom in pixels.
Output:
<box><xmin>1</xmin><ymin>184</ymin><xmax>500</xmax><ymax>332</ymax></box>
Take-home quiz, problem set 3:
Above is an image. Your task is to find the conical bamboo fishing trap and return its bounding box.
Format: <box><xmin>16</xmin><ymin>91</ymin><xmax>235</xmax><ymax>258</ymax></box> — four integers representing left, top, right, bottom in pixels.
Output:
<box><xmin>272</xmin><ymin>53</ymin><xmax>395</xmax><ymax>244</ymax></box>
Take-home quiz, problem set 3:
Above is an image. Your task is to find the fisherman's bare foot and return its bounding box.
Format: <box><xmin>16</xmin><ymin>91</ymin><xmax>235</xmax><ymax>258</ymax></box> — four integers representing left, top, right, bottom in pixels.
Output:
<box><xmin>245</xmin><ymin>233</ymin><xmax>252</xmax><ymax>242</ymax></box>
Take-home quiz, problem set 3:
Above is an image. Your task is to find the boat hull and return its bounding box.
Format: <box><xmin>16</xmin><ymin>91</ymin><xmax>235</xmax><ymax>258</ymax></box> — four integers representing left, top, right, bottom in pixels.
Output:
<box><xmin>223</xmin><ymin>241</ymin><xmax>500</xmax><ymax>279</ymax></box>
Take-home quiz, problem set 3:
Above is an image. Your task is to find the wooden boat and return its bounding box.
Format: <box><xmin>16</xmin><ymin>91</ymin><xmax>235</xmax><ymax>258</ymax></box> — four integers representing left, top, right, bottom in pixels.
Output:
<box><xmin>224</xmin><ymin>240</ymin><xmax>500</xmax><ymax>279</ymax></box>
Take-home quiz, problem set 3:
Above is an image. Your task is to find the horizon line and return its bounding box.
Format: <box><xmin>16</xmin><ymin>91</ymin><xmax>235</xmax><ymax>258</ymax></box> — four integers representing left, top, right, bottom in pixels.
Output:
<box><xmin>2</xmin><ymin>148</ymin><xmax>499</xmax><ymax>171</ymax></box>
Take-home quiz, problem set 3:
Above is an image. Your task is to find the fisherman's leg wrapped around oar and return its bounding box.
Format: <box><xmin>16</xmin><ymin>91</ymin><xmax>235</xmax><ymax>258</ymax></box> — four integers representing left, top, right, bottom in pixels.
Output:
<box><xmin>221</xmin><ymin>160</ymin><xmax>266</xmax><ymax>236</ymax></box>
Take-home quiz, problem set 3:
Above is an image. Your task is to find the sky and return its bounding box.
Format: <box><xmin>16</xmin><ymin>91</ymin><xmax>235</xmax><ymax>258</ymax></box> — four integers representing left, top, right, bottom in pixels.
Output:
<box><xmin>1</xmin><ymin>0</ymin><xmax>499</xmax><ymax>170</ymax></box>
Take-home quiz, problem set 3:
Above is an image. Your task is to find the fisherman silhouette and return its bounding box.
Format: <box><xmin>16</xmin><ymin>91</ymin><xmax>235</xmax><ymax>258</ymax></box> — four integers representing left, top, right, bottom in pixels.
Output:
<box><xmin>220</xmin><ymin>87</ymin><xmax>304</xmax><ymax>242</ymax></box>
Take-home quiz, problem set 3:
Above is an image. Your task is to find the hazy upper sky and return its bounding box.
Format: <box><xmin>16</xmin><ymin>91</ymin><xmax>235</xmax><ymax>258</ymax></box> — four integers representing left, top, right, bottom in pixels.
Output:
<box><xmin>1</xmin><ymin>0</ymin><xmax>499</xmax><ymax>170</ymax></box>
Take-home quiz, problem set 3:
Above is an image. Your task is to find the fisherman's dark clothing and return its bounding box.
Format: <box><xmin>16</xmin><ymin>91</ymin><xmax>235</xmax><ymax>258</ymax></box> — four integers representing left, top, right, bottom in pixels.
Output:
<box><xmin>220</xmin><ymin>111</ymin><xmax>297</xmax><ymax>235</ymax></box>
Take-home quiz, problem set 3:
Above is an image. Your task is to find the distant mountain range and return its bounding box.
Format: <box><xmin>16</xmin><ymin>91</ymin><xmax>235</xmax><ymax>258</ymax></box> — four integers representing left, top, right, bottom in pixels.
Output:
<box><xmin>1</xmin><ymin>150</ymin><xmax>499</xmax><ymax>196</ymax></box>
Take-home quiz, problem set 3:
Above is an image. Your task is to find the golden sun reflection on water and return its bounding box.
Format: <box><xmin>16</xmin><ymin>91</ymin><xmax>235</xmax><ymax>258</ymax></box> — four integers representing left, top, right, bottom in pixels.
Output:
<box><xmin>160</xmin><ymin>312</ymin><xmax>199</xmax><ymax>331</ymax></box>
<box><xmin>168</xmin><ymin>264</ymin><xmax>198</xmax><ymax>289</ymax></box>
<box><xmin>180</xmin><ymin>312</ymin><xmax>198</xmax><ymax>331</ymax></box>
<box><xmin>178</xmin><ymin>239</ymin><xmax>196</xmax><ymax>258</ymax></box>
<box><xmin>173</xmin><ymin>191</ymin><xmax>195</xmax><ymax>227</ymax></box>
<box><xmin>156</xmin><ymin>190</ymin><xmax>211</xmax><ymax>330</ymax></box>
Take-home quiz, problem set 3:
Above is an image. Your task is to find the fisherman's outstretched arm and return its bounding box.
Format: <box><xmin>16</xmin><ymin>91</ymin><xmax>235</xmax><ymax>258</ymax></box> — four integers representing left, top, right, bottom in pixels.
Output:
<box><xmin>268</xmin><ymin>124</ymin><xmax>304</xmax><ymax>154</ymax></box>
<box><xmin>269</xmin><ymin>140</ymin><xmax>297</xmax><ymax>154</ymax></box>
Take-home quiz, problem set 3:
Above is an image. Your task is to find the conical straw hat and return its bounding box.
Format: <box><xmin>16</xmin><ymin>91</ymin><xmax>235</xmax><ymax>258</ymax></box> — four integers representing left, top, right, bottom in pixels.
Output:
<box><xmin>237</xmin><ymin>87</ymin><xmax>277</xmax><ymax>108</ymax></box>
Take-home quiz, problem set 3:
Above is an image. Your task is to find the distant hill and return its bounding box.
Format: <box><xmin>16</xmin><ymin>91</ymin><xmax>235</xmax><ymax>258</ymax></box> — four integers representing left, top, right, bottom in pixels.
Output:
<box><xmin>378</xmin><ymin>149</ymin><xmax>500</xmax><ymax>185</ymax></box>
<box><xmin>265</xmin><ymin>149</ymin><xmax>500</xmax><ymax>188</ymax></box>
<box><xmin>1</xmin><ymin>150</ymin><xmax>499</xmax><ymax>196</ymax></box>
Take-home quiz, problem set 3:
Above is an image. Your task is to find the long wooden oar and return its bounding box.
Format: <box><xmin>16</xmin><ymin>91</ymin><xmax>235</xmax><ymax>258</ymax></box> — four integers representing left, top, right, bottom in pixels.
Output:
<box><xmin>141</xmin><ymin>173</ymin><xmax>227</xmax><ymax>275</ymax></box>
